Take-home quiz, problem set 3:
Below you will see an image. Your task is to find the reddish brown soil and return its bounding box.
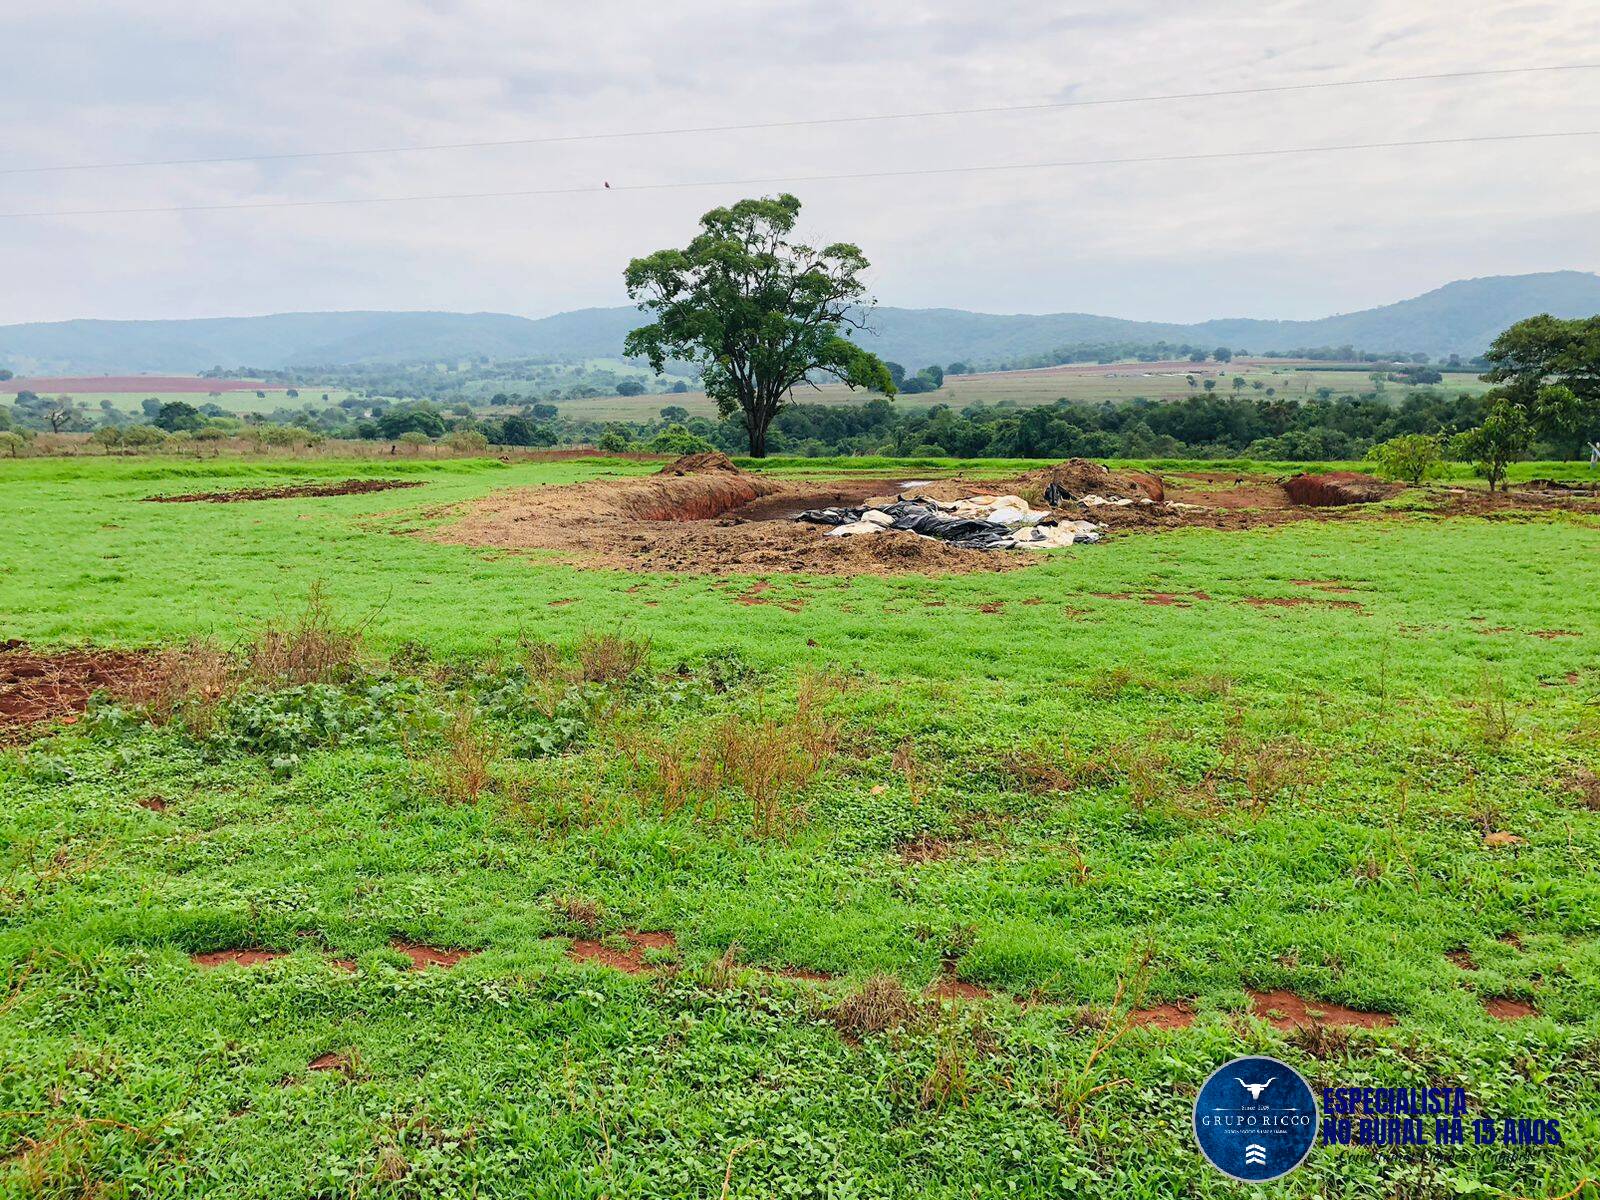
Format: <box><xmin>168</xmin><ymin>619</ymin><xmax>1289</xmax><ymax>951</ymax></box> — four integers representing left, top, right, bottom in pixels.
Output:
<box><xmin>777</xmin><ymin>967</ymin><xmax>838</xmax><ymax>983</ymax></box>
<box><xmin>0</xmin><ymin>642</ymin><xmax>165</xmax><ymax>740</ymax></box>
<box><xmin>146</xmin><ymin>479</ymin><xmax>423</xmax><ymax>503</ymax></box>
<box><xmin>192</xmin><ymin>948</ymin><xmax>289</xmax><ymax>968</ymax></box>
<box><xmin>1483</xmin><ymin>996</ymin><xmax>1537</xmax><ymax>1020</ymax></box>
<box><xmin>1282</xmin><ymin>472</ymin><xmax>1400</xmax><ymax>507</ymax></box>
<box><xmin>1292</xmin><ymin>580</ymin><xmax>1359</xmax><ymax>593</ymax></box>
<box><xmin>1447</xmin><ymin>949</ymin><xmax>1478</xmax><ymax>970</ymax></box>
<box><xmin>927</xmin><ymin>977</ymin><xmax>992</xmax><ymax>1001</ymax></box>
<box><xmin>1241</xmin><ymin>596</ymin><xmax>1366</xmax><ymax>611</ymax></box>
<box><xmin>1530</xmin><ymin>629</ymin><xmax>1581</xmax><ymax>640</ymax></box>
<box><xmin>1248</xmin><ymin>989</ymin><xmax>1395</xmax><ymax>1030</ymax></box>
<box><xmin>0</xmin><ymin>376</ymin><xmax>273</xmax><ymax>394</ymax></box>
<box><xmin>390</xmin><ymin>939</ymin><xmax>472</xmax><ymax>970</ymax></box>
<box><xmin>307</xmin><ymin>1052</ymin><xmax>350</xmax><ymax>1072</ymax></box>
<box><xmin>566</xmin><ymin>930</ymin><xmax>677</xmax><ymax>974</ymax></box>
<box><xmin>1092</xmin><ymin>591</ymin><xmax>1210</xmax><ymax>606</ymax></box>
<box><xmin>1129</xmin><ymin>1002</ymin><xmax>1196</xmax><ymax>1030</ymax></box>
<box><xmin>137</xmin><ymin>795</ymin><xmax>168</xmax><ymax>812</ymax></box>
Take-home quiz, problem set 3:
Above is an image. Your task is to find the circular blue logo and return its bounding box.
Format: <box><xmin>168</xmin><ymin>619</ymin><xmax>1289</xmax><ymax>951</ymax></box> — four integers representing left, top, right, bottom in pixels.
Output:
<box><xmin>1193</xmin><ymin>1055</ymin><xmax>1318</xmax><ymax>1182</ymax></box>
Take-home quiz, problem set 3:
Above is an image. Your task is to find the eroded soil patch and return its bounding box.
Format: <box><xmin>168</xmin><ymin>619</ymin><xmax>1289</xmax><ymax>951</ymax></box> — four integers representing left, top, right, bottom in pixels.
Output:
<box><xmin>565</xmin><ymin>930</ymin><xmax>677</xmax><ymax>974</ymax></box>
<box><xmin>1248</xmin><ymin>988</ymin><xmax>1395</xmax><ymax>1030</ymax></box>
<box><xmin>1484</xmin><ymin>996</ymin><xmax>1537</xmax><ymax>1020</ymax></box>
<box><xmin>1</xmin><ymin>642</ymin><xmax>165</xmax><ymax>739</ymax></box>
<box><xmin>146</xmin><ymin>479</ymin><xmax>423</xmax><ymax>503</ymax></box>
<box><xmin>191</xmin><ymin>948</ymin><xmax>289</xmax><ymax>969</ymax></box>
<box><xmin>1129</xmin><ymin>1002</ymin><xmax>1196</xmax><ymax>1030</ymax></box>
<box><xmin>390</xmin><ymin>939</ymin><xmax>472</xmax><ymax>970</ymax></box>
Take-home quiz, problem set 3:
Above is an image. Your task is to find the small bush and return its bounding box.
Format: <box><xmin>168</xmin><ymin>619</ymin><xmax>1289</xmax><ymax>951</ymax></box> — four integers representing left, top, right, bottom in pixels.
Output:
<box><xmin>245</xmin><ymin>584</ymin><xmax>364</xmax><ymax>688</ymax></box>
<box><xmin>432</xmin><ymin>706</ymin><xmax>497</xmax><ymax>804</ymax></box>
<box><xmin>577</xmin><ymin>633</ymin><xmax>650</xmax><ymax>684</ymax></box>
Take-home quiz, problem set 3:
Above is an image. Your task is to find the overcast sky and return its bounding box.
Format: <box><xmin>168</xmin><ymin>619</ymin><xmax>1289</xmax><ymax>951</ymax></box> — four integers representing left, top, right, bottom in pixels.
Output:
<box><xmin>4</xmin><ymin>0</ymin><xmax>1598</xmax><ymax>327</ymax></box>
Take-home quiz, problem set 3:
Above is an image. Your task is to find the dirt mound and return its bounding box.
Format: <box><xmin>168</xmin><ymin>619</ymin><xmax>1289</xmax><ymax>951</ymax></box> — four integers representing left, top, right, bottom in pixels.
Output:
<box><xmin>426</xmin><ymin>474</ymin><xmax>1033</xmax><ymax>576</ymax></box>
<box><xmin>658</xmin><ymin>451</ymin><xmax>742</xmax><ymax>476</ymax></box>
<box><xmin>1282</xmin><ymin>472</ymin><xmax>1399</xmax><ymax>507</ymax></box>
<box><xmin>0</xmin><ymin>641</ymin><xmax>164</xmax><ymax>740</ymax></box>
<box><xmin>146</xmin><ymin>479</ymin><xmax>424</xmax><ymax>503</ymax></box>
<box><xmin>1012</xmin><ymin>459</ymin><xmax>1165</xmax><ymax>503</ymax></box>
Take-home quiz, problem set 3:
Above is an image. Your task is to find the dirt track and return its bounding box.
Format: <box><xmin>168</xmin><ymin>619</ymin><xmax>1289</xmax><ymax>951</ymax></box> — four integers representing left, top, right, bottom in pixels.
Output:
<box><xmin>146</xmin><ymin>479</ymin><xmax>424</xmax><ymax>503</ymax></box>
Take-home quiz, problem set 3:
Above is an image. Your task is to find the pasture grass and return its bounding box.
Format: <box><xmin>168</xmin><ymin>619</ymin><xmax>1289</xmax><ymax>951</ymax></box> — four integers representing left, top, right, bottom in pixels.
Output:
<box><xmin>1</xmin><ymin>455</ymin><xmax>1598</xmax><ymax>1197</ymax></box>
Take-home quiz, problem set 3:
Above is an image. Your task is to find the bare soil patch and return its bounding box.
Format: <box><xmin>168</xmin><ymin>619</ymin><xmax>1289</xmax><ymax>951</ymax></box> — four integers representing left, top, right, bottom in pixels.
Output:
<box><xmin>0</xmin><ymin>642</ymin><xmax>165</xmax><ymax>740</ymax></box>
<box><xmin>1447</xmin><ymin>949</ymin><xmax>1478</xmax><ymax>970</ymax></box>
<box><xmin>307</xmin><ymin>1052</ymin><xmax>352</xmax><ymax>1073</ymax></box>
<box><xmin>427</xmin><ymin>462</ymin><xmax>1031</xmax><ymax>576</ymax></box>
<box><xmin>1241</xmin><ymin>596</ymin><xmax>1365</xmax><ymax>611</ymax></box>
<box><xmin>1248</xmin><ymin>988</ymin><xmax>1395</xmax><ymax>1030</ymax></box>
<box><xmin>192</xmin><ymin>948</ymin><xmax>289</xmax><ymax>968</ymax></box>
<box><xmin>565</xmin><ymin>930</ymin><xmax>677</xmax><ymax>974</ymax></box>
<box><xmin>927</xmin><ymin>977</ymin><xmax>992</xmax><ymax>1001</ymax></box>
<box><xmin>146</xmin><ymin>479</ymin><xmax>423</xmax><ymax>503</ymax></box>
<box><xmin>1283</xmin><ymin>472</ymin><xmax>1400</xmax><ymax>507</ymax></box>
<box><xmin>1483</xmin><ymin>996</ymin><xmax>1537</xmax><ymax>1020</ymax></box>
<box><xmin>1129</xmin><ymin>1002</ymin><xmax>1196</xmax><ymax>1030</ymax></box>
<box><xmin>390</xmin><ymin>939</ymin><xmax>472</xmax><ymax>970</ymax></box>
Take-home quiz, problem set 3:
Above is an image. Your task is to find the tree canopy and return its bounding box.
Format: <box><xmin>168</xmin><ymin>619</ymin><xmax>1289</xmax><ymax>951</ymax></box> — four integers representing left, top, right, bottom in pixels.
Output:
<box><xmin>623</xmin><ymin>193</ymin><xmax>895</xmax><ymax>456</ymax></box>
<box><xmin>1481</xmin><ymin>314</ymin><xmax>1600</xmax><ymax>455</ymax></box>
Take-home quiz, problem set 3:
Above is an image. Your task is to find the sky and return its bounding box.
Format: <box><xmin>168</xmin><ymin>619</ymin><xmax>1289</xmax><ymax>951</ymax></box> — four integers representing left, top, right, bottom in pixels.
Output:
<box><xmin>4</xmin><ymin>0</ymin><xmax>1598</xmax><ymax>327</ymax></box>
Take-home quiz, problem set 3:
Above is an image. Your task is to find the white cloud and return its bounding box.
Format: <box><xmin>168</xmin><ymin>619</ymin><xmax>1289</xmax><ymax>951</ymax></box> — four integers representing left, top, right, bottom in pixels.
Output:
<box><xmin>3</xmin><ymin>0</ymin><xmax>1597</xmax><ymax>325</ymax></box>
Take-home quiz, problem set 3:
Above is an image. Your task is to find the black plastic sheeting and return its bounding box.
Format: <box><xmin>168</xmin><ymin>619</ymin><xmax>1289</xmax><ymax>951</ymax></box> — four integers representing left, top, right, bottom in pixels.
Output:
<box><xmin>795</xmin><ymin>498</ymin><xmax>1019</xmax><ymax>550</ymax></box>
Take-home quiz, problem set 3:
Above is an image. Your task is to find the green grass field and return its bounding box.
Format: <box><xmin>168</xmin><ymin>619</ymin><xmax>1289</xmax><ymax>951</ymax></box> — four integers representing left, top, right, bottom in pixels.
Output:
<box><xmin>2</xmin><ymin>455</ymin><xmax>1598</xmax><ymax>1198</ymax></box>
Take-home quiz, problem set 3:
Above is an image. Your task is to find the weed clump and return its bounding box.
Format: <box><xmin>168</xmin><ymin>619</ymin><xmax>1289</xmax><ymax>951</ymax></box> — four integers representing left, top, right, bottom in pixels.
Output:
<box><xmin>827</xmin><ymin>974</ymin><xmax>925</xmax><ymax>1038</ymax></box>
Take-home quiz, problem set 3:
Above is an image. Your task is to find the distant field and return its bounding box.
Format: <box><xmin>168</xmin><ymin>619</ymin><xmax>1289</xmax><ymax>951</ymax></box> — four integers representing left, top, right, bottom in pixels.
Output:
<box><xmin>557</xmin><ymin>359</ymin><xmax>1494</xmax><ymax>421</ymax></box>
<box><xmin>1</xmin><ymin>375</ymin><xmax>273</xmax><ymax>394</ymax></box>
<box><xmin>26</xmin><ymin>388</ymin><xmax>358</xmax><ymax>416</ymax></box>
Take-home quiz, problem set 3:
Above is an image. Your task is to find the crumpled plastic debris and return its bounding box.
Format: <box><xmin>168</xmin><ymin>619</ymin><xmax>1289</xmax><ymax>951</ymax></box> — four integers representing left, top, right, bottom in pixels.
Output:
<box><xmin>796</xmin><ymin>495</ymin><xmax>1101</xmax><ymax>551</ymax></box>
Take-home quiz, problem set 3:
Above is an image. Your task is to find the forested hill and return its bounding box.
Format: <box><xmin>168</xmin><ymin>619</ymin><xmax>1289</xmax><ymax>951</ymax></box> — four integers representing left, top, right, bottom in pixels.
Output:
<box><xmin>3</xmin><ymin>272</ymin><xmax>1597</xmax><ymax>374</ymax></box>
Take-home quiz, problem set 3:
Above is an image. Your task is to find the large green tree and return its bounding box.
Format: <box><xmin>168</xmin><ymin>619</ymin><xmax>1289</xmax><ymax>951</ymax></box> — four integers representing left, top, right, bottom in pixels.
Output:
<box><xmin>1480</xmin><ymin>314</ymin><xmax>1600</xmax><ymax>457</ymax></box>
<box><xmin>623</xmin><ymin>194</ymin><xmax>895</xmax><ymax>457</ymax></box>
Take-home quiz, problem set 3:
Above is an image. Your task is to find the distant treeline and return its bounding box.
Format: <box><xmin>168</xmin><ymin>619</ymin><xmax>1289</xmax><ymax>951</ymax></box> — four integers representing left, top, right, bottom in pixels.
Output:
<box><xmin>951</xmin><ymin>341</ymin><xmax>1487</xmax><ymax>374</ymax></box>
<box><xmin>262</xmin><ymin>389</ymin><xmax>1520</xmax><ymax>461</ymax></box>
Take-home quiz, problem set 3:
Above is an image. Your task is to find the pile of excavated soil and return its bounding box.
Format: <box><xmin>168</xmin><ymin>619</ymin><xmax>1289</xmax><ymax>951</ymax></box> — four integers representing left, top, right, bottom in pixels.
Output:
<box><xmin>1009</xmin><ymin>458</ymin><xmax>1165</xmax><ymax>503</ymax></box>
<box><xmin>146</xmin><ymin>479</ymin><xmax>424</xmax><ymax>503</ymax></box>
<box><xmin>425</xmin><ymin>463</ymin><xmax>1034</xmax><ymax>575</ymax></box>
<box><xmin>657</xmin><ymin>451</ymin><xmax>743</xmax><ymax>475</ymax></box>
<box><xmin>0</xmin><ymin>641</ymin><xmax>165</xmax><ymax>739</ymax></box>
<box><xmin>1282</xmin><ymin>472</ymin><xmax>1400</xmax><ymax>507</ymax></box>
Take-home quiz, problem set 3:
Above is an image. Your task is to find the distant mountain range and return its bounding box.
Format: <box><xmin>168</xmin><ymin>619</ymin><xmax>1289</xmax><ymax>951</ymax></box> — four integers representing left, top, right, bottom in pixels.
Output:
<box><xmin>2</xmin><ymin>271</ymin><xmax>1596</xmax><ymax>376</ymax></box>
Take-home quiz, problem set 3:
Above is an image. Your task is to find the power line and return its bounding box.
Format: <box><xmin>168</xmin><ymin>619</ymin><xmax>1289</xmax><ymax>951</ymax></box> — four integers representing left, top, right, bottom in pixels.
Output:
<box><xmin>2</xmin><ymin>129</ymin><xmax>1594</xmax><ymax>220</ymax></box>
<box><xmin>3</xmin><ymin>62</ymin><xmax>1595</xmax><ymax>177</ymax></box>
